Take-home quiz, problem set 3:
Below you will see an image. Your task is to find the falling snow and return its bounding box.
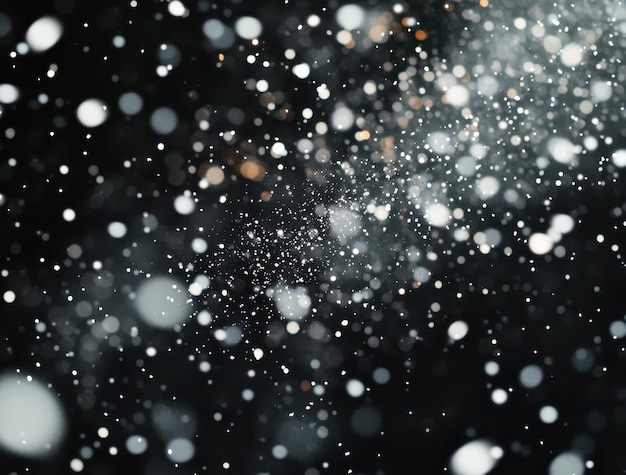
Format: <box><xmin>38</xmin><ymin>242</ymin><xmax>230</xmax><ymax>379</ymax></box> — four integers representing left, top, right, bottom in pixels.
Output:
<box><xmin>1</xmin><ymin>0</ymin><xmax>626</xmax><ymax>473</ymax></box>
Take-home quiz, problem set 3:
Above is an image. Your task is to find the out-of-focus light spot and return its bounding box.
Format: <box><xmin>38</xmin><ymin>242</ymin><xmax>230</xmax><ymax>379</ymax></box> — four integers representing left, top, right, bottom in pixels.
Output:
<box><xmin>292</xmin><ymin>63</ymin><xmax>310</xmax><ymax>79</ymax></box>
<box><xmin>336</xmin><ymin>4</ymin><xmax>366</xmax><ymax>30</ymax></box>
<box><xmin>107</xmin><ymin>221</ymin><xmax>127</xmax><ymax>238</ymax></box>
<box><xmin>165</xmin><ymin>437</ymin><xmax>195</xmax><ymax>463</ymax></box>
<box><xmin>76</xmin><ymin>99</ymin><xmax>108</xmax><ymax>128</ymax></box>
<box><xmin>424</xmin><ymin>203</ymin><xmax>451</xmax><ymax>227</ymax></box>
<box><xmin>134</xmin><ymin>276</ymin><xmax>189</xmax><ymax>329</ymax></box>
<box><xmin>196</xmin><ymin>310</ymin><xmax>212</xmax><ymax>326</ymax></box>
<box><xmin>547</xmin><ymin>137</ymin><xmax>576</xmax><ymax>164</ymax></box>
<box><xmin>126</xmin><ymin>435</ymin><xmax>148</xmax><ymax>454</ymax></box>
<box><xmin>70</xmin><ymin>458</ymin><xmax>84</xmax><ymax>472</ymax></box>
<box><xmin>268</xmin><ymin>286</ymin><xmax>311</xmax><ymax>320</ymax></box>
<box><xmin>491</xmin><ymin>388</ymin><xmax>508</xmax><ymax>404</ymax></box>
<box><xmin>427</xmin><ymin>131</ymin><xmax>450</xmax><ymax>154</ymax></box>
<box><xmin>63</xmin><ymin>208</ymin><xmax>76</xmax><ymax>222</ymax></box>
<box><xmin>286</xmin><ymin>321</ymin><xmax>300</xmax><ymax>334</ymax></box>
<box><xmin>484</xmin><ymin>361</ymin><xmax>499</xmax><ymax>376</ymax></box>
<box><xmin>0</xmin><ymin>374</ymin><xmax>67</xmax><ymax>457</ymax></box>
<box><xmin>572</xmin><ymin>347</ymin><xmax>594</xmax><ymax>372</ymax></box>
<box><xmin>26</xmin><ymin>16</ymin><xmax>63</xmax><ymax>52</ymax></box>
<box><xmin>549</xmin><ymin>452</ymin><xmax>585</xmax><ymax>475</ymax></box>
<box><xmin>413</xmin><ymin>266</ymin><xmax>431</xmax><ymax>283</ymax></box>
<box><xmin>214</xmin><ymin>326</ymin><xmax>243</xmax><ymax>346</ymax></box>
<box><xmin>168</xmin><ymin>0</ymin><xmax>187</xmax><ymax>17</ymax></box>
<box><xmin>611</xmin><ymin>149</ymin><xmax>626</xmax><ymax>168</ymax></box>
<box><xmin>372</xmin><ymin>367</ymin><xmax>391</xmax><ymax>384</ymax></box>
<box><xmin>550</xmin><ymin>214</ymin><xmax>575</xmax><ymax>234</ymax></box>
<box><xmin>112</xmin><ymin>35</ymin><xmax>125</xmax><ymax>47</ymax></box>
<box><xmin>560</xmin><ymin>43</ymin><xmax>583</xmax><ymax>67</ymax></box>
<box><xmin>118</xmin><ymin>92</ymin><xmax>143</xmax><ymax>115</ymax></box>
<box><xmin>297</xmin><ymin>138</ymin><xmax>314</xmax><ymax>153</ymax></box>
<box><xmin>239</xmin><ymin>160</ymin><xmax>266</xmax><ymax>181</ymax></box>
<box><xmin>610</xmin><ymin>320</ymin><xmax>626</xmax><ymax>339</ymax></box>
<box><xmin>519</xmin><ymin>364</ymin><xmax>543</xmax><ymax>389</ymax></box>
<box><xmin>317</xmin><ymin>83</ymin><xmax>331</xmax><ymax>99</ymax></box>
<box><xmin>590</xmin><ymin>80</ymin><xmax>612</xmax><ymax>102</ymax></box>
<box><xmin>475</xmin><ymin>176</ymin><xmax>500</xmax><ymax>200</ymax></box>
<box><xmin>445</xmin><ymin>84</ymin><xmax>470</xmax><ymax>107</ymax></box>
<box><xmin>3</xmin><ymin>290</ymin><xmax>16</xmax><ymax>303</ymax></box>
<box><xmin>448</xmin><ymin>320</ymin><xmax>469</xmax><ymax>341</ymax></box>
<box><xmin>270</xmin><ymin>142</ymin><xmax>287</xmax><ymax>158</ymax></box>
<box><xmin>528</xmin><ymin>232</ymin><xmax>554</xmax><ymax>255</ymax></box>
<box><xmin>191</xmin><ymin>237</ymin><xmax>208</xmax><ymax>253</ymax></box>
<box><xmin>0</xmin><ymin>84</ymin><xmax>19</xmax><ymax>104</ymax></box>
<box><xmin>203</xmin><ymin>166</ymin><xmax>225</xmax><ymax>185</ymax></box>
<box><xmin>150</xmin><ymin>107</ymin><xmax>178</xmax><ymax>135</ymax></box>
<box><xmin>346</xmin><ymin>379</ymin><xmax>365</xmax><ymax>397</ymax></box>
<box><xmin>272</xmin><ymin>444</ymin><xmax>288</xmax><ymax>459</ymax></box>
<box><xmin>456</xmin><ymin>156</ymin><xmax>477</xmax><ymax>176</ymax></box>
<box><xmin>450</xmin><ymin>439</ymin><xmax>502</xmax><ymax>475</ymax></box>
<box><xmin>234</xmin><ymin>16</ymin><xmax>262</xmax><ymax>39</ymax></box>
<box><xmin>174</xmin><ymin>194</ymin><xmax>195</xmax><ymax>215</ymax></box>
<box><xmin>331</xmin><ymin>105</ymin><xmax>355</xmax><ymax>130</ymax></box>
<box><xmin>539</xmin><ymin>406</ymin><xmax>558</xmax><ymax>424</ymax></box>
<box><xmin>329</xmin><ymin>206</ymin><xmax>362</xmax><ymax>240</ymax></box>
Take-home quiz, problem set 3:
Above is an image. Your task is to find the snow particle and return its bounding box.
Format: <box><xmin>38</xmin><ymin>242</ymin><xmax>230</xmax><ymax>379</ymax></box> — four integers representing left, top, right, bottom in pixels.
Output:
<box><xmin>450</xmin><ymin>440</ymin><xmax>502</xmax><ymax>475</ymax></box>
<box><xmin>446</xmin><ymin>84</ymin><xmax>470</xmax><ymax>107</ymax></box>
<box><xmin>336</xmin><ymin>4</ymin><xmax>366</xmax><ymax>30</ymax></box>
<box><xmin>0</xmin><ymin>374</ymin><xmax>67</xmax><ymax>457</ymax></box>
<box><xmin>539</xmin><ymin>406</ymin><xmax>559</xmax><ymax>424</ymax></box>
<box><xmin>134</xmin><ymin>276</ymin><xmax>189</xmax><ymax>329</ymax></box>
<box><xmin>528</xmin><ymin>233</ymin><xmax>554</xmax><ymax>255</ymax></box>
<box><xmin>174</xmin><ymin>194</ymin><xmax>195</xmax><ymax>215</ymax></box>
<box><xmin>0</xmin><ymin>84</ymin><xmax>19</xmax><ymax>104</ymax></box>
<box><xmin>118</xmin><ymin>92</ymin><xmax>143</xmax><ymax>115</ymax></box>
<box><xmin>165</xmin><ymin>437</ymin><xmax>195</xmax><ymax>463</ymax></box>
<box><xmin>126</xmin><ymin>435</ymin><xmax>148</xmax><ymax>454</ymax></box>
<box><xmin>519</xmin><ymin>365</ymin><xmax>543</xmax><ymax>389</ymax></box>
<box><xmin>76</xmin><ymin>99</ymin><xmax>108</xmax><ymax>128</ymax></box>
<box><xmin>234</xmin><ymin>16</ymin><xmax>263</xmax><ymax>40</ymax></box>
<box><xmin>448</xmin><ymin>320</ymin><xmax>469</xmax><ymax>341</ymax></box>
<box><xmin>424</xmin><ymin>203</ymin><xmax>451</xmax><ymax>227</ymax></box>
<box><xmin>547</xmin><ymin>137</ymin><xmax>576</xmax><ymax>164</ymax></box>
<box><xmin>26</xmin><ymin>16</ymin><xmax>63</xmax><ymax>52</ymax></box>
<box><xmin>560</xmin><ymin>43</ymin><xmax>583</xmax><ymax>67</ymax></box>
<box><xmin>150</xmin><ymin>107</ymin><xmax>178</xmax><ymax>135</ymax></box>
<box><xmin>549</xmin><ymin>452</ymin><xmax>585</xmax><ymax>475</ymax></box>
<box><xmin>611</xmin><ymin>149</ymin><xmax>626</xmax><ymax>168</ymax></box>
<box><xmin>346</xmin><ymin>379</ymin><xmax>365</xmax><ymax>397</ymax></box>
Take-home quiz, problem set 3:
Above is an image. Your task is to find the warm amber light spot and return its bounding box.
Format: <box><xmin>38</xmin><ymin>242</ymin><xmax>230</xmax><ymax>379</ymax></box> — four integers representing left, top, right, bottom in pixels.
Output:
<box><xmin>415</xmin><ymin>29</ymin><xmax>427</xmax><ymax>41</ymax></box>
<box><xmin>261</xmin><ymin>191</ymin><xmax>272</xmax><ymax>201</ymax></box>
<box><xmin>218</xmin><ymin>53</ymin><xmax>225</xmax><ymax>61</ymax></box>
<box><xmin>443</xmin><ymin>1</ymin><xmax>454</xmax><ymax>12</ymax></box>
<box><xmin>479</xmin><ymin>0</ymin><xmax>489</xmax><ymax>7</ymax></box>
<box><xmin>239</xmin><ymin>160</ymin><xmax>265</xmax><ymax>181</ymax></box>
<box><xmin>300</xmin><ymin>380</ymin><xmax>312</xmax><ymax>391</ymax></box>
<box><xmin>380</xmin><ymin>136</ymin><xmax>395</xmax><ymax>151</ymax></box>
<box><xmin>204</xmin><ymin>166</ymin><xmax>225</xmax><ymax>185</ymax></box>
<box><xmin>409</xmin><ymin>96</ymin><xmax>423</xmax><ymax>109</ymax></box>
<box><xmin>506</xmin><ymin>88</ymin><xmax>519</xmax><ymax>99</ymax></box>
